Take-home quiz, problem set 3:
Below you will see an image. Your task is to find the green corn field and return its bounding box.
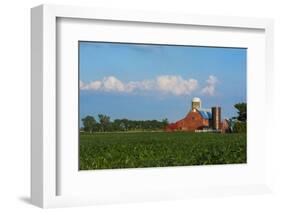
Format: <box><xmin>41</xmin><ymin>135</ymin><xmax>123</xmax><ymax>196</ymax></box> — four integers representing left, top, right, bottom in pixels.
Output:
<box><xmin>79</xmin><ymin>132</ymin><xmax>246</xmax><ymax>170</ymax></box>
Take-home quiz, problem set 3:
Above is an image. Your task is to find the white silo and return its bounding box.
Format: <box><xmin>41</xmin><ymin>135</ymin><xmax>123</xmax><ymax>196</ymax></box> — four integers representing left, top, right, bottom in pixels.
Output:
<box><xmin>191</xmin><ymin>97</ymin><xmax>201</xmax><ymax>111</ymax></box>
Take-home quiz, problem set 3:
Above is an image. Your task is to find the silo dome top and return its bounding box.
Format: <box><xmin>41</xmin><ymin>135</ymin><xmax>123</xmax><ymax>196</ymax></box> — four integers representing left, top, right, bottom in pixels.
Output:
<box><xmin>192</xmin><ymin>97</ymin><xmax>201</xmax><ymax>102</ymax></box>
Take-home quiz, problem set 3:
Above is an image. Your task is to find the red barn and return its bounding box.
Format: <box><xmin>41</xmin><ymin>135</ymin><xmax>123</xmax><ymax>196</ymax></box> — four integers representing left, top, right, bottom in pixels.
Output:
<box><xmin>165</xmin><ymin>109</ymin><xmax>211</xmax><ymax>132</ymax></box>
<box><xmin>165</xmin><ymin>97</ymin><xmax>224</xmax><ymax>132</ymax></box>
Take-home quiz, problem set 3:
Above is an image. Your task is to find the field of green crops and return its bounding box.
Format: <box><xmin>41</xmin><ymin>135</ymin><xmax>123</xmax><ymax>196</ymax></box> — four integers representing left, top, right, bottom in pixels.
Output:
<box><xmin>79</xmin><ymin>132</ymin><xmax>246</xmax><ymax>170</ymax></box>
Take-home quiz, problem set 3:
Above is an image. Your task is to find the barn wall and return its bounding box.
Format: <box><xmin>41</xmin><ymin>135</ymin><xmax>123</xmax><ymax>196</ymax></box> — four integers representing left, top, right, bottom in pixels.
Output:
<box><xmin>166</xmin><ymin>111</ymin><xmax>209</xmax><ymax>132</ymax></box>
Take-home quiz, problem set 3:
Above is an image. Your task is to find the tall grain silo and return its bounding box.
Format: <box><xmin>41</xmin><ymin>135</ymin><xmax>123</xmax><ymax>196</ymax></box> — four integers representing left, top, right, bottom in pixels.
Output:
<box><xmin>212</xmin><ymin>106</ymin><xmax>221</xmax><ymax>130</ymax></box>
<box><xmin>191</xmin><ymin>97</ymin><xmax>201</xmax><ymax>111</ymax></box>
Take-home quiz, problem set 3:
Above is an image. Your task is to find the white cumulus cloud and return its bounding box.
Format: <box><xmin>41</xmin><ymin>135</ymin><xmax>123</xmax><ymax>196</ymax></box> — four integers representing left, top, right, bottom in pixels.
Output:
<box><xmin>103</xmin><ymin>76</ymin><xmax>125</xmax><ymax>92</ymax></box>
<box><xmin>80</xmin><ymin>75</ymin><xmax>218</xmax><ymax>97</ymax></box>
<box><xmin>201</xmin><ymin>75</ymin><xmax>218</xmax><ymax>96</ymax></box>
<box><xmin>80</xmin><ymin>76</ymin><xmax>155</xmax><ymax>93</ymax></box>
<box><xmin>80</xmin><ymin>80</ymin><xmax>102</xmax><ymax>90</ymax></box>
<box><xmin>156</xmin><ymin>75</ymin><xmax>198</xmax><ymax>96</ymax></box>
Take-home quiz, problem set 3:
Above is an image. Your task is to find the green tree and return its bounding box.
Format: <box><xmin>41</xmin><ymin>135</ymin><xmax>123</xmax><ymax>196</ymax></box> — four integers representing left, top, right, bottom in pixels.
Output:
<box><xmin>82</xmin><ymin>116</ymin><xmax>96</xmax><ymax>133</ymax></box>
<box><xmin>234</xmin><ymin>103</ymin><xmax>247</xmax><ymax>122</ymax></box>
<box><xmin>98</xmin><ymin>114</ymin><xmax>111</xmax><ymax>132</ymax></box>
<box><xmin>233</xmin><ymin>122</ymin><xmax>247</xmax><ymax>133</ymax></box>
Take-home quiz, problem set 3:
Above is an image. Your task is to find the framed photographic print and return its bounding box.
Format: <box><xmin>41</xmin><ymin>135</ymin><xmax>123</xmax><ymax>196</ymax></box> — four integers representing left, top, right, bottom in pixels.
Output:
<box><xmin>31</xmin><ymin>4</ymin><xmax>274</xmax><ymax>208</ymax></box>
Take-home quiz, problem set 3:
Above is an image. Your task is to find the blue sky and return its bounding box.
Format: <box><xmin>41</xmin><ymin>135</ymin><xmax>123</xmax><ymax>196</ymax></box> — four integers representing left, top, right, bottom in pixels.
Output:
<box><xmin>79</xmin><ymin>41</ymin><xmax>246</xmax><ymax>124</ymax></box>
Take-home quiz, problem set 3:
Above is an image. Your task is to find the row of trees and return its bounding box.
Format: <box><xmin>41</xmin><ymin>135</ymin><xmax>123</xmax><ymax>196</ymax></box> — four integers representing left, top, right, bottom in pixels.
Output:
<box><xmin>81</xmin><ymin>114</ymin><xmax>169</xmax><ymax>133</ymax></box>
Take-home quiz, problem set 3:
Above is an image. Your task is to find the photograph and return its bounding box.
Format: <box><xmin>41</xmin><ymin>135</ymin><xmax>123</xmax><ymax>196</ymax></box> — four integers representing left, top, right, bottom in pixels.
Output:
<box><xmin>79</xmin><ymin>41</ymin><xmax>247</xmax><ymax>170</ymax></box>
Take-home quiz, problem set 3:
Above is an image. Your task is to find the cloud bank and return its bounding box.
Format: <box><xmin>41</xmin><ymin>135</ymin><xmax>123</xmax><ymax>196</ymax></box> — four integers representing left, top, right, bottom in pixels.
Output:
<box><xmin>81</xmin><ymin>75</ymin><xmax>217</xmax><ymax>96</ymax></box>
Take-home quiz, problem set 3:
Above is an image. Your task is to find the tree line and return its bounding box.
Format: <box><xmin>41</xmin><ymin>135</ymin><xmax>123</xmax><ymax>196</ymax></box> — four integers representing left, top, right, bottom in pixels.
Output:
<box><xmin>81</xmin><ymin>114</ymin><xmax>169</xmax><ymax>133</ymax></box>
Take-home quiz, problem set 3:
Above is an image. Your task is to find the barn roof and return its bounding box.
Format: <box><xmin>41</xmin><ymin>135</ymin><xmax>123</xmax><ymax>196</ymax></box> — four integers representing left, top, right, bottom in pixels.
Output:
<box><xmin>198</xmin><ymin>109</ymin><xmax>212</xmax><ymax>120</ymax></box>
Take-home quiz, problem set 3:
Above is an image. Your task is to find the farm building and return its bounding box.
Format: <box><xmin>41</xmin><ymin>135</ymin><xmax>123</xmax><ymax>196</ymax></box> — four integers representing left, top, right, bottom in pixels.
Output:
<box><xmin>165</xmin><ymin>97</ymin><xmax>228</xmax><ymax>132</ymax></box>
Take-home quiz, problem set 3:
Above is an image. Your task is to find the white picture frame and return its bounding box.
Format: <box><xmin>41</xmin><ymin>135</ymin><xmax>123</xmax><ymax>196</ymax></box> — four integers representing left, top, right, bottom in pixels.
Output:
<box><xmin>31</xmin><ymin>4</ymin><xmax>274</xmax><ymax>208</ymax></box>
